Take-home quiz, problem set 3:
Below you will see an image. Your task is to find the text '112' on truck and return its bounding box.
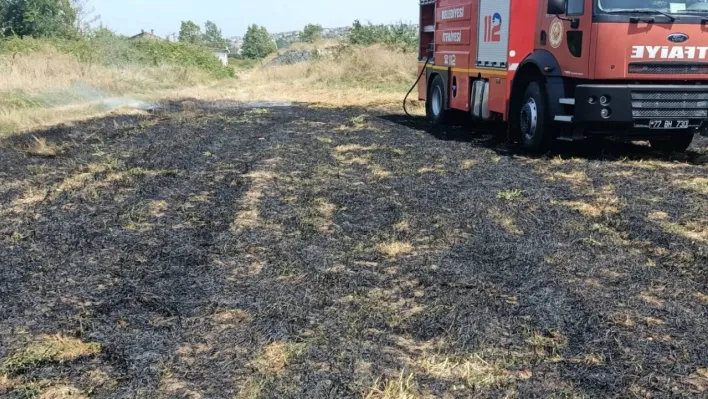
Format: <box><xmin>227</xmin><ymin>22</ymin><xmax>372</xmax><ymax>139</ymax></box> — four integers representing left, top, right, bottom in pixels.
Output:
<box><xmin>417</xmin><ymin>0</ymin><xmax>708</xmax><ymax>153</ymax></box>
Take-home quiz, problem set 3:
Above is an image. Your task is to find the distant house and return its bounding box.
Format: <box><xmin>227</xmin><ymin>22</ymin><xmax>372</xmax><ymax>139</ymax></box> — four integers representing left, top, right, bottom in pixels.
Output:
<box><xmin>229</xmin><ymin>37</ymin><xmax>243</xmax><ymax>56</ymax></box>
<box><xmin>130</xmin><ymin>29</ymin><xmax>163</xmax><ymax>41</ymax></box>
<box><xmin>212</xmin><ymin>48</ymin><xmax>230</xmax><ymax>66</ymax></box>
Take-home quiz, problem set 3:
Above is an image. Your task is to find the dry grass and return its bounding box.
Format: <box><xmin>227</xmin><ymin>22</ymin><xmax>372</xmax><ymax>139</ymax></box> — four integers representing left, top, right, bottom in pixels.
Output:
<box><xmin>250</xmin><ymin>342</ymin><xmax>302</xmax><ymax>376</ymax></box>
<box><xmin>366</xmin><ymin>372</ymin><xmax>420</xmax><ymax>399</ymax></box>
<box><xmin>0</xmin><ymin>47</ymin><xmax>211</xmax><ymax>138</ymax></box>
<box><xmin>0</xmin><ymin>44</ymin><xmax>420</xmax><ymax>138</ymax></box>
<box><xmin>418</xmin><ymin>355</ymin><xmax>518</xmax><ymax>388</ymax></box>
<box><xmin>2</xmin><ymin>335</ymin><xmax>101</xmax><ymax>375</ymax></box>
<box><xmin>25</xmin><ymin>135</ymin><xmax>59</xmax><ymax>157</ymax></box>
<box><xmin>377</xmin><ymin>241</ymin><xmax>415</xmax><ymax>257</ymax></box>
<box><xmin>166</xmin><ymin>45</ymin><xmax>420</xmax><ymax>110</ymax></box>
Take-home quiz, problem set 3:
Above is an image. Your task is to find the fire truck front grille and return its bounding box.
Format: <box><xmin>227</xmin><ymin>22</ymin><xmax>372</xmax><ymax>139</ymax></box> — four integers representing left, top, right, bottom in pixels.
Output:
<box><xmin>631</xmin><ymin>91</ymin><xmax>708</xmax><ymax>118</ymax></box>
<box><xmin>629</xmin><ymin>62</ymin><xmax>708</xmax><ymax>74</ymax></box>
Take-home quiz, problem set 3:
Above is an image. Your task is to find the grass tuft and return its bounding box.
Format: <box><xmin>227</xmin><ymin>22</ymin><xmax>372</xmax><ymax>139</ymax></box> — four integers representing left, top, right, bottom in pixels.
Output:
<box><xmin>497</xmin><ymin>189</ymin><xmax>524</xmax><ymax>201</ymax></box>
<box><xmin>366</xmin><ymin>372</ymin><xmax>420</xmax><ymax>399</ymax></box>
<box><xmin>377</xmin><ymin>241</ymin><xmax>414</xmax><ymax>257</ymax></box>
<box><xmin>25</xmin><ymin>136</ymin><xmax>59</xmax><ymax>157</ymax></box>
<box><xmin>1</xmin><ymin>335</ymin><xmax>101</xmax><ymax>375</ymax></box>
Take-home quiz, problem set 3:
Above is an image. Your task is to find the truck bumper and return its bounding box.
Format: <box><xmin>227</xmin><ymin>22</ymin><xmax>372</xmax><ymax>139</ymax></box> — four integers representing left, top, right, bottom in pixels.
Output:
<box><xmin>573</xmin><ymin>85</ymin><xmax>708</xmax><ymax>136</ymax></box>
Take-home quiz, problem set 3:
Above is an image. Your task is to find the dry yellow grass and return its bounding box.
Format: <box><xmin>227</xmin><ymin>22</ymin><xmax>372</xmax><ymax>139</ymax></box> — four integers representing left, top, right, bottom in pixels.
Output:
<box><xmin>166</xmin><ymin>45</ymin><xmax>420</xmax><ymax>110</ymax></box>
<box><xmin>377</xmin><ymin>241</ymin><xmax>415</xmax><ymax>257</ymax></box>
<box><xmin>0</xmin><ymin>49</ymin><xmax>208</xmax><ymax>94</ymax></box>
<box><xmin>366</xmin><ymin>372</ymin><xmax>420</xmax><ymax>399</ymax></box>
<box><xmin>25</xmin><ymin>136</ymin><xmax>59</xmax><ymax>157</ymax></box>
<box><xmin>1</xmin><ymin>335</ymin><xmax>101</xmax><ymax>374</ymax></box>
<box><xmin>0</xmin><ymin>45</ymin><xmax>420</xmax><ymax>138</ymax></box>
<box><xmin>40</xmin><ymin>384</ymin><xmax>87</xmax><ymax>399</ymax></box>
<box><xmin>0</xmin><ymin>46</ymin><xmax>215</xmax><ymax>137</ymax></box>
<box><xmin>418</xmin><ymin>355</ymin><xmax>517</xmax><ymax>387</ymax></box>
<box><xmin>248</xmin><ymin>341</ymin><xmax>304</xmax><ymax>377</ymax></box>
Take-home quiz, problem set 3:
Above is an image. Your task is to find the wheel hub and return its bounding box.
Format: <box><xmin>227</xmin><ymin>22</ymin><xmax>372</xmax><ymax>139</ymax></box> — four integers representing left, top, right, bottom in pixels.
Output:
<box><xmin>432</xmin><ymin>86</ymin><xmax>443</xmax><ymax>117</ymax></box>
<box><xmin>520</xmin><ymin>98</ymin><xmax>538</xmax><ymax>140</ymax></box>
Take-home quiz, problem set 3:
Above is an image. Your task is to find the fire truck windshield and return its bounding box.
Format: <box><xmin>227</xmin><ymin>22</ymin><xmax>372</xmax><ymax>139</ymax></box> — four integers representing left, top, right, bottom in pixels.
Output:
<box><xmin>597</xmin><ymin>0</ymin><xmax>708</xmax><ymax>13</ymax></box>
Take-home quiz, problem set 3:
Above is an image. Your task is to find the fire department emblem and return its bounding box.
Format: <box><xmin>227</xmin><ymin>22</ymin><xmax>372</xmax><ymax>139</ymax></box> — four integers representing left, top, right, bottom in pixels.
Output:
<box><xmin>549</xmin><ymin>18</ymin><xmax>563</xmax><ymax>49</ymax></box>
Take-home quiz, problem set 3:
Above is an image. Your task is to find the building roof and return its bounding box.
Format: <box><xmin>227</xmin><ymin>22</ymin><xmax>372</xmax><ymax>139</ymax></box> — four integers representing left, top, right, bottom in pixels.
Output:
<box><xmin>130</xmin><ymin>30</ymin><xmax>163</xmax><ymax>41</ymax></box>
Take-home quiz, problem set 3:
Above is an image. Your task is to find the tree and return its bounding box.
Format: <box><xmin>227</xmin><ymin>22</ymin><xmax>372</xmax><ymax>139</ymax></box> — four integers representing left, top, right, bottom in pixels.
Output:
<box><xmin>347</xmin><ymin>20</ymin><xmax>417</xmax><ymax>51</ymax></box>
<box><xmin>300</xmin><ymin>23</ymin><xmax>322</xmax><ymax>43</ymax></box>
<box><xmin>0</xmin><ymin>0</ymin><xmax>78</xmax><ymax>38</ymax></box>
<box><xmin>241</xmin><ymin>24</ymin><xmax>275</xmax><ymax>59</ymax></box>
<box><xmin>204</xmin><ymin>20</ymin><xmax>227</xmax><ymax>48</ymax></box>
<box><xmin>178</xmin><ymin>20</ymin><xmax>202</xmax><ymax>44</ymax></box>
<box><xmin>70</xmin><ymin>0</ymin><xmax>98</xmax><ymax>35</ymax></box>
<box><xmin>275</xmin><ymin>37</ymin><xmax>289</xmax><ymax>49</ymax></box>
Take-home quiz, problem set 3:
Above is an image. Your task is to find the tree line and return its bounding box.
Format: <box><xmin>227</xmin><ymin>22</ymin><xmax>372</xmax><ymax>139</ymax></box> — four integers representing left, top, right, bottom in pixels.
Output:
<box><xmin>1</xmin><ymin>0</ymin><xmax>418</xmax><ymax>61</ymax></box>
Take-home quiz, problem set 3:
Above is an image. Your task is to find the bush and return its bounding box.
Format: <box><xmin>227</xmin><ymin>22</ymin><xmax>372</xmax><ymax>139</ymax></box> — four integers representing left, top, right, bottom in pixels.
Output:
<box><xmin>300</xmin><ymin>24</ymin><xmax>323</xmax><ymax>43</ymax></box>
<box><xmin>0</xmin><ymin>35</ymin><xmax>234</xmax><ymax>78</ymax></box>
<box><xmin>347</xmin><ymin>20</ymin><xmax>417</xmax><ymax>51</ymax></box>
<box><xmin>0</xmin><ymin>0</ymin><xmax>78</xmax><ymax>39</ymax></box>
<box><xmin>242</xmin><ymin>24</ymin><xmax>276</xmax><ymax>59</ymax></box>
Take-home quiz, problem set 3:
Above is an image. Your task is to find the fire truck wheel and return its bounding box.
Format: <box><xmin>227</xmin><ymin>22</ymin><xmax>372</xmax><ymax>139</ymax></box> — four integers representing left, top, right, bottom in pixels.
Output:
<box><xmin>520</xmin><ymin>82</ymin><xmax>551</xmax><ymax>153</ymax></box>
<box><xmin>426</xmin><ymin>75</ymin><xmax>448</xmax><ymax>125</ymax></box>
<box><xmin>650</xmin><ymin>133</ymin><xmax>694</xmax><ymax>153</ymax></box>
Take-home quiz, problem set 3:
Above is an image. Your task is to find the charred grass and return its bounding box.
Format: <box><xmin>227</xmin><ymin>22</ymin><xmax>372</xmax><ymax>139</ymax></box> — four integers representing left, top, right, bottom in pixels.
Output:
<box><xmin>0</xmin><ymin>103</ymin><xmax>707</xmax><ymax>397</ymax></box>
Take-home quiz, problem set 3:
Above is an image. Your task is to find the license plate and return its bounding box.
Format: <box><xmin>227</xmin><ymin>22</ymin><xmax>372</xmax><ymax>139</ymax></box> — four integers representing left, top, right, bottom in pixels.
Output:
<box><xmin>649</xmin><ymin>120</ymin><xmax>689</xmax><ymax>129</ymax></box>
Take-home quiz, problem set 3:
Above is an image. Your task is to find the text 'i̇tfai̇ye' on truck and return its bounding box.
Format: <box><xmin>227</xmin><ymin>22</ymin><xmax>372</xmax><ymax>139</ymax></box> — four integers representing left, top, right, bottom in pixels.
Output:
<box><xmin>418</xmin><ymin>0</ymin><xmax>708</xmax><ymax>153</ymax></box>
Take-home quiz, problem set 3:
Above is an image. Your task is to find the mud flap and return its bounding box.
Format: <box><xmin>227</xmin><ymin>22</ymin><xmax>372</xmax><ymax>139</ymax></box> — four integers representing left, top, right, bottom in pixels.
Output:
<box><xmin>544</xmin><ymin>76</ymin><xmax>565</xmax><ymax>120</ymax></box>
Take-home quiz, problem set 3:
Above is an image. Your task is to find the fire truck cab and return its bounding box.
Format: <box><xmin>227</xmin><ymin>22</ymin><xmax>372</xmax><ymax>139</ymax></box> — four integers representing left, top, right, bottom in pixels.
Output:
<box><xmin>418</xmin><ymin>0</ymin><xmax>708</xmax><ymax>152</ymax></box>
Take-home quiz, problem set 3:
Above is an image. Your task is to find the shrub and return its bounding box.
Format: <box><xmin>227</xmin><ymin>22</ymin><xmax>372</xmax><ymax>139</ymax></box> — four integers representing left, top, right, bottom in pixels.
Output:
<box><xmin>0</xmin><ymin>35</ymin><xmax>234</xmax><ymax>78</ymax></box>
<box><xmin>0</xmin><ymin>0</ymin><xmax>78</xmax><ymax>39</ymax></box>
<box><xmin>300</xmin><ymin>24</ymin><xmax>323</xmax><ymax>43</ymax></box>
<box><xmin>347</xmin><ymin>20</ymin><xmax>417</xmax><ymax>51</ymax></box>
<box><xmin>242</xmin><ymin>24</ymin><xmax>276</xmax><ymax>59</ymax></box>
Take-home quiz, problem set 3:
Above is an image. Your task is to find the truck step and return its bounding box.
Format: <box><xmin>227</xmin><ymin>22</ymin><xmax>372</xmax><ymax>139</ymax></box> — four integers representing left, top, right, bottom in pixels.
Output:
<box><xmin>554</xmin><ymin>115</ymin><xmax>574</xmax><ymax>123</ymax></box>
<box><xmin>559</xmin><ymin>98</ymin><xmax>575</xmax><ymax>105</ymax></box>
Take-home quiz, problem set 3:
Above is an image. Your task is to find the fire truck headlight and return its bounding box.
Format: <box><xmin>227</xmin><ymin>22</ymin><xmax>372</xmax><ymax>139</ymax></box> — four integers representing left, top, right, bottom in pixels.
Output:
<box><xmin>601</xmin><ymin>108</ymin><xmax>612</xmax><ymax>119</ymax></box>
<box><xmin>600</xmin><ymin>95</ymin><xmax>611</xmax><ymax>105</ymax></box>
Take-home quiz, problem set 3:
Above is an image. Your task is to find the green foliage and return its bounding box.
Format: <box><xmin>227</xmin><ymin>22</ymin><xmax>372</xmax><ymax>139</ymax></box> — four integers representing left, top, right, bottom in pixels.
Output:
<box><xmin>178</xmin><ymin>20</ymin><xmax>202</xmax><ymax>44</ymax></box>
<box><xmin>275</xmin><ymin>37</ymin><xmax>290</xmax><ymax>49</ymax></box>
<box><xmin>347</xmin><ymin>20</ymin><xmax>417</xmax><ymax>51</ymax></box>
<box><xmin>204</xmin><ymin>20</ymin><xmax>227</xmax><ymax>49</ymax></box>
<box><xmin>0</xmin><ymin>35</ymin><xmax>235</xmax><ymax>78</ymax></box>
<box><xmin>229</xmin><ymin>57</ymin><xmax>259</xmax><ymax>71</ymax></box>
<box><xmin>0</xmin><ymin>0</ymin><xmax>78</xmax><ymax>38</ymax></box>
<box><xmin>241</xmin><ymin>24</ymin><xmax>275</xmax><ymax>59</ymax></box>
<box><xmin>300</xmin><ymin>23</ymin><xmax>323</xmax><ymax>43</ymax></box>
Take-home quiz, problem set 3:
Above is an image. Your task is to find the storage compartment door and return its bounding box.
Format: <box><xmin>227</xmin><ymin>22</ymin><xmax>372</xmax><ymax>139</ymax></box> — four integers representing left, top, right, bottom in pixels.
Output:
<box><xmin>476</xmin><ymin>0</ymin><xmax>511</xmax><ymax>69</ymax></box>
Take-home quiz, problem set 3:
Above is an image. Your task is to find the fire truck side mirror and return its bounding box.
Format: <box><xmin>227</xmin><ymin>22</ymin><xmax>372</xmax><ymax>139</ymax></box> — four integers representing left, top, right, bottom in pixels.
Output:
<box><xmin>547</xmin><ymin>0</ymin><xmax>567</xmax><ymax>15</ymax></box>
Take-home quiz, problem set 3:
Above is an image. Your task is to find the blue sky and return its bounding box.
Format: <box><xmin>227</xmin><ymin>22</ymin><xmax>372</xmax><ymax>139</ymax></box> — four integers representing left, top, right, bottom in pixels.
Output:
<box><xmin>91</xmin><ymin>0</ymin><xmax>418</xmax><ymax>38</ymax></box>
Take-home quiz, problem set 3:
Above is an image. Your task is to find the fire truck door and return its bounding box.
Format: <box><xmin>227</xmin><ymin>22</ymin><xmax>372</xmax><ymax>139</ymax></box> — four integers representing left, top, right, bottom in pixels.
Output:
<box><xmin>540</xmin><ymin>0</ymin><xmax>592</xmax><ymax>78</ymax></box>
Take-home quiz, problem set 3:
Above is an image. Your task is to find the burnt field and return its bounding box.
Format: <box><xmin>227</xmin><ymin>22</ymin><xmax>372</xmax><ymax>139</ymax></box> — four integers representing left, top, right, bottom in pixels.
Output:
<box><xmin>1</xmin><ymin>103</ymin><xmax>707</xmax><ymax>398</ymax></box>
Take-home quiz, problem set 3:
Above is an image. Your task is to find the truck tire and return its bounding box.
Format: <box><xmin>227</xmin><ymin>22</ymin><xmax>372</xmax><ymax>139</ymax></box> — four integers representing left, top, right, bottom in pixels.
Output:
<box><xmin>650</xmin><ymin>133</ymin><xmax>694</xmax><ymax>153</ymax></box>
<box><xmin>426</xmin><ymin>74</ymin><xmax>448</xmax><ymax>125</ymax></box>
<box><xmin>519</xmin><ymin>81</ymin><xmax>553</xmax><ymax>153</ymax></box>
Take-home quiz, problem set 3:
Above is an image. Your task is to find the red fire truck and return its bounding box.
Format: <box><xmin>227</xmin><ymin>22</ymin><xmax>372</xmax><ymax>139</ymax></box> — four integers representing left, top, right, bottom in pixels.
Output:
<box><xmin>417</xmin><ymin>0</ymin><xmax>708</xmax><ymax>152</ymax></box>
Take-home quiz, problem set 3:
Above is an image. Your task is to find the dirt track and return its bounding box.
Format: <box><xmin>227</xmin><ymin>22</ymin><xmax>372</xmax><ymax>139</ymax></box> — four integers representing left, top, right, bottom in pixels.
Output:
<box><xmin>1</xmin><ymin>103</ymin><xmax>707</xmax><ymax>398</ymax></box>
